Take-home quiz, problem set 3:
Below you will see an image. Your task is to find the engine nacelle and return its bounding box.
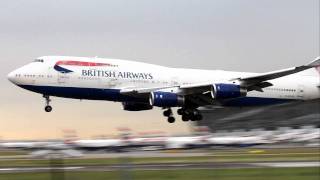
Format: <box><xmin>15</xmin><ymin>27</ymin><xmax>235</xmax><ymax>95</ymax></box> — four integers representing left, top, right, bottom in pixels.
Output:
<box><xmin>122</xmin><ymin>102</ymin><xmax>153</xmax><ymax>111</ymax></box>
<box><xmin>211</xmin><ymin>83</ymin><xmax>247</xmax><ymax>99</ymax></box>
<box><xmin>149</xmin><ymin>92</ymin><xmax>184</xmax><ymax>107</ymax></box>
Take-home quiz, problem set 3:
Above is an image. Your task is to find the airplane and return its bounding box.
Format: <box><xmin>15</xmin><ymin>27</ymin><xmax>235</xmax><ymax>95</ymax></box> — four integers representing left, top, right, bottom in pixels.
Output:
<box><xmin>205</xmin><ymin>136</ymin><xmax>272</xmax><ymax>147</ymax></box>
<box><xmin>129</xmin><ymin>136</ymin><xmax>167</xmax><ymax>150</ymax></box>
<box><xmin>7</xmin><ymin>56</ymin><xmax>320</xmax><ymax>123</ymax></box>
<box><xmin>0</xmin><ymin>140</ymin><xmax>83</xmax><ymax>158</ymax></box>
<box><xmin>291</xmin><ymin>129</ymin><xmax>320</xmax><ymax>143</ymax></box>
<box><xmin>70</xmin><ymin>139</ymin><xmax>126</xmax><ymax>152</ymax></box>
<box><xmin>0</xmin><ymin>141</ymin><xmax>46</xmax><ymax>149</ymax></box>
<box><xmin>273</xmin><ymin>127</ymin><xmax>320</xmax><ymax>143</ymax></box>
<box><xmin>164</xmin><ymin>135</ymin><xmax>209</xmax><ymax>149</ymax></box>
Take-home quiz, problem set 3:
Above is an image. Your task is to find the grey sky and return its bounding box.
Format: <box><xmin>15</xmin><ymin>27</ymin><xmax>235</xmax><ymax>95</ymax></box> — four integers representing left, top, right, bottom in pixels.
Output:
<box><xmin>0</xmin><ymin>0</ymin><xmax>318</xmax><ymax>139</ymax></box>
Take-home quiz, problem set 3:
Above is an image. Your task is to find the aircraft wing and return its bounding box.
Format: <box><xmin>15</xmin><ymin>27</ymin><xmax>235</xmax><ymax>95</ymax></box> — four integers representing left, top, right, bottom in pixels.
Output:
<box><xmin>121</xmin><ymin>57</ymin><xmax>320</xmax><ymax>96</ymax></box>
<box><xmin>120</xmin><ymin>82</ymin><xmax>212</xmax><ymax>96</ymax></box>
<box><xmin>236</xmin><ymin>57</ymin><xmax>320</xmax><ymax>86</ymax></box>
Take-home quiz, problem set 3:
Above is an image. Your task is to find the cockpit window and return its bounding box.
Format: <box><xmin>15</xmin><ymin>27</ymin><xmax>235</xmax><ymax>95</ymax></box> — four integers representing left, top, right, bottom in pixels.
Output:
<box><xmin>34</xmin><ymin>59</ymin><xmax>44</xmax><ymax>63</ymax></box>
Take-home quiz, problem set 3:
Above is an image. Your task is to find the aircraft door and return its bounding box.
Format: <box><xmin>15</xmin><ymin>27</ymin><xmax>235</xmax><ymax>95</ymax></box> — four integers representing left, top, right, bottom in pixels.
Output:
<box><xmin>296</xmin><ymin>85</ymin><xmax>304</xmax><ymax>99</ymax></box>
<box><xmin>171</xmin><ymin>76</ymin><xmax>179</xmax><ymax>86</ymax></box>
<box><xmin>57</xmin><ymin>71</ymin><xmax>70</xmax><ymax>84</ymax></box>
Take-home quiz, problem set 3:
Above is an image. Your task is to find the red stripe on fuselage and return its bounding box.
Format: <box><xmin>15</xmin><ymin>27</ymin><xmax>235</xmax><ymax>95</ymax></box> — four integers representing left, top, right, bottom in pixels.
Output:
<box><xmin>55</xmin><ymin>60</ymin><xmax>117</xmax><ymax>67</ymax></box>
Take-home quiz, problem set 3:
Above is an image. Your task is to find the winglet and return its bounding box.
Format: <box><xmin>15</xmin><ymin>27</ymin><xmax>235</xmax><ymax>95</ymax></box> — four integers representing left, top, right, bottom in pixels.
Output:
<box><xmin>307</xmin><ymin>56</ymin><xmax>320</xmax><ymax>67</ymax></box>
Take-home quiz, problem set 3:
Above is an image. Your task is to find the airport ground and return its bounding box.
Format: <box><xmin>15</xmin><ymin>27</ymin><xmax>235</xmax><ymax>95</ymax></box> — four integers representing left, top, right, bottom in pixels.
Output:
<box><xmin>0</xmin><ymin>146</ymin><xmax>319</xmax><ymax>180</ymax></box>
<box><xmin>0</xmin><ymin>167</ymin><xmax>318</xmax><ymax>180</ymax></box>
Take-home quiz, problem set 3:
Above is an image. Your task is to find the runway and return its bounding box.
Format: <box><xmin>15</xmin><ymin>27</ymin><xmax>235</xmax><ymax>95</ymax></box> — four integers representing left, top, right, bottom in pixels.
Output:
<box><xmin>0</xmin><ymin>151</ymin><xmax>210</xmax><ymax>160</ymax></box>
<box><xmin>0</xmin><ymin>161</ymin><xmax>319</xmax><ymax>173</ymax></box>
<box><xmin>1</xmin><ymin>147</ymin><xmax>318</xmax><ymax>160</ymax></box>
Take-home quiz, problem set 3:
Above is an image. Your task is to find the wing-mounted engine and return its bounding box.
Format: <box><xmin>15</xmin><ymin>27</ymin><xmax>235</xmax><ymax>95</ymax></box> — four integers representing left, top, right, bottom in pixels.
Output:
<box><xmin>211</xmin><ymin>83</ymin><xmax>247</xmax><ymax>99</ymax></box>
<box><xmin>149</xmin><ymin>92</ymin><xmax>185</xmax><ymax>107</ymax></box>
<box><xmin>122</xmin><ymin>102</ymin><xmax>153</xmax><ymax>111</ymax></box>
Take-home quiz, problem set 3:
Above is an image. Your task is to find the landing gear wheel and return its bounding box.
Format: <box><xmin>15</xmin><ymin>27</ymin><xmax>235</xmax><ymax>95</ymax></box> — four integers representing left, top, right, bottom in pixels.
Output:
<box><xmin>182</xmin><ymin>115</ymin><xmax>189</xmax><ymax>122</ymax></box>
<box><xmin>43</xmin><ymin>95</ymin><xmax>52</xmax><ymax>112</ymax></box>
<box><xmin>190</xmin><ymin>117</ymin><xmax>197</xmax><ymax>121</ymax></box>
<box><xmin>180</xmin><ymin>108</ymin><xmax>203</xmax><ymax>122</ymax></box>
<box><xmin>167</xmin><ymin>116</ymin><xmax>175</xmax><ymax>123</ymax></box>
<box><xmin>163</xmin><ymin>108</ymin><xmax>172</xmax><ymax>117</ymax></box>
<box><xmin>45</xmin><ymin>105</ymin><xmax>52</xmax><ymax>112</ymax></box>
<box><xmin>177</xmin><ymin>108</ymin><xmax>184</xmax><ymax>115</ymax></box>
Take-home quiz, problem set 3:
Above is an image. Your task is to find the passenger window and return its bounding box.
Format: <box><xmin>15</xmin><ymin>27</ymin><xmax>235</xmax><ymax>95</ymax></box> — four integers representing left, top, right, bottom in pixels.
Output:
<box><xmin>34</xmin><ymin>59</ymin><xmax>44</xmax><ymax>63</ymax></box>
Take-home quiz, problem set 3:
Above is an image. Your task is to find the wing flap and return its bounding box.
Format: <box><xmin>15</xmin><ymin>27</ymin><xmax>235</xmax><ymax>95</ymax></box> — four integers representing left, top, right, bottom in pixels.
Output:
<box><xmin>120</xmin><ymin>86</ymin><xmax>178</xmax><ymax>96</ymax></box>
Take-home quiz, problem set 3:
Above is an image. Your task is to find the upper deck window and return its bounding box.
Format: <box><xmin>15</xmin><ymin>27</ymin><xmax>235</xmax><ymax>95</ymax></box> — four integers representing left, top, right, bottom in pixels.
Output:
<box><xmin>34</xmin><ymin>59</ymin><xmax>44</xmax><ymax>63</ymax></box>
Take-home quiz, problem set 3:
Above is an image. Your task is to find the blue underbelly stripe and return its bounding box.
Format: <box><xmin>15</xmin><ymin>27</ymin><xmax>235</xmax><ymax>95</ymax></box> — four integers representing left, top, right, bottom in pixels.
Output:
<box><xmin>18</xmin><ymin>85</ymin><xmax>298</xmax><ymax>106</ymax></box>
<box><xmin>18</xmin><ymin>85</ymin><xmax>144</xmax><ymax>102</ymax></box>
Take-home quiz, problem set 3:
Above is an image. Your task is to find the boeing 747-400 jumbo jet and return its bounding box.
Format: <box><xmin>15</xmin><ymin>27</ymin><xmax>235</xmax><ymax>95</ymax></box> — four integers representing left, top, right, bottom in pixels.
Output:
<box><xmin>8</xmin><ymin>56</ymin><xmax>320</xmax><ymax>123</ymax></box>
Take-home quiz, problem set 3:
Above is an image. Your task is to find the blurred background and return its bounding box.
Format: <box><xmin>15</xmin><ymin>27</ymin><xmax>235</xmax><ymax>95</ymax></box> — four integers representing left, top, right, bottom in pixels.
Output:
<box><xmin>0</xmin><ymin>0</ymin><xmax>319</xmax><ymax>179</ymax></box>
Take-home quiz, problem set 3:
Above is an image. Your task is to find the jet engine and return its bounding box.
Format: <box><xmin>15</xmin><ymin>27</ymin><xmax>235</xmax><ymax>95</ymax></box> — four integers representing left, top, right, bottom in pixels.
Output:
<box><xmin>122</xmin><ymin>102</ymin><xmax>153</xmax><ymax>111</ymax></box>
<box><xmin>211</xmin><ymin>83</ymin><xmax>247</xmax><ymax>99</ymax></box>
<box><xmin>149</xmin><ymin>92</ymin><xmax>184</xmax><ymax>107</ymax></box>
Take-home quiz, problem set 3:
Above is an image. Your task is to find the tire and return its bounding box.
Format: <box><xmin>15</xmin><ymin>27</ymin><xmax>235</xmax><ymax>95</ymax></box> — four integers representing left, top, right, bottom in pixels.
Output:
<box><xmin>182</xmin><ymin>115</ymin><xmax>189</xmax><ymax>122</ymax></box>
<box><xmin>163</xmin><ymin>109</ymin><xmax>172</xmax><ymax>117</ymax></box>
<box><xmin>177</xmin><ymin>108</ymin><xmax>184</xmax><ymax>115</ymax></box>
<box><xmin>167</xmin><ymin>116</ymin><xmax>175</xmax><ymax>123</ymax></box>
<box><xmin>190</xmin><ymin>117</ymin><xmax>197</xmax><ymax>121</ymax></box>
<box><xmin>45</xmin><ymin>106</ymin><xmax>52</xmax><ymax>112</ymax></box>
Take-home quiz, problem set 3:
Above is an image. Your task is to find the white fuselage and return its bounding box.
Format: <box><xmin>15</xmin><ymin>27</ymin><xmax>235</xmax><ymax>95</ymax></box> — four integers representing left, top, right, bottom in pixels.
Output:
<box><xmin>7</xmin><ymin>56</ymin><xmax>320</xmax><ymax>108</ymax></box>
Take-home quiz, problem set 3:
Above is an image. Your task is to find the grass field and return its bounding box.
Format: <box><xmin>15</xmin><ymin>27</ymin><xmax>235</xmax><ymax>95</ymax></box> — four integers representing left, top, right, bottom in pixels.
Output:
<box><xmin>0</xmin><ymin>167</ymin><xmax>318</xmax><ymax>180</ymax></box>
<box><xmin>0</xmin><ymin>155</ymin><xmax>319</xmax><ymax>168</ymax></box>
<box><xmin>0</xmin><ymin>150</ymin><xmax>28</xmax><ymax>156</ymax></box>
<box><xmin>0</xmin><ymin>149</ymin><xmax>319</xmax><ymax>167</ymax></box>
<box><xmin>0</xmin><ymin>148</ymin><xmax>318</xmax><ymax>179</ymax></box>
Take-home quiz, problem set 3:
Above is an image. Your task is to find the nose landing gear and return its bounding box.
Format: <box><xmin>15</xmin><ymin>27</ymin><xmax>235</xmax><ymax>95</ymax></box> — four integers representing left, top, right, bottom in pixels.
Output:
<box><xmin>43</xmin><ymin>95</ymin><xmax>52</xmax><ymax>112</ymax></box>
<box><xmin>163</xmin><ymin>108</ymin><xmax>175</xmax><ymax>123</ymax></box>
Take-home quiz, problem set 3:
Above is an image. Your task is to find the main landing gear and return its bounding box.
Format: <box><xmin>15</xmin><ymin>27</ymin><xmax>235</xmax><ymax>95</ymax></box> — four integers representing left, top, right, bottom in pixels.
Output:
<box><xmin>163</xmin><ymin>108</ymin><xmax>203</xmax><ymax>123</ymax></box>
<box><xmin>177</xmin><ymin>108</ymin><xmax>202</xmax><ymax>121</ymax></box>
<box><xmin>43</xmin><ymin>95</ymin><xmax>52</xmax><ymax>112</ymax></box>
<box><xmin>178</xmin><ymin>108</ymin><xmax>203</xmax><ymax>122</ymax></box>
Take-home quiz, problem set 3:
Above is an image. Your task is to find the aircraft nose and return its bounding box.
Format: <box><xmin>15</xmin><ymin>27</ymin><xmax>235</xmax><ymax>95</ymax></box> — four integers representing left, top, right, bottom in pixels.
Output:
<box><xmin>7</xmin><ymin>70</ymin><xmax>17</xmax><ymax>84</ymax></box>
